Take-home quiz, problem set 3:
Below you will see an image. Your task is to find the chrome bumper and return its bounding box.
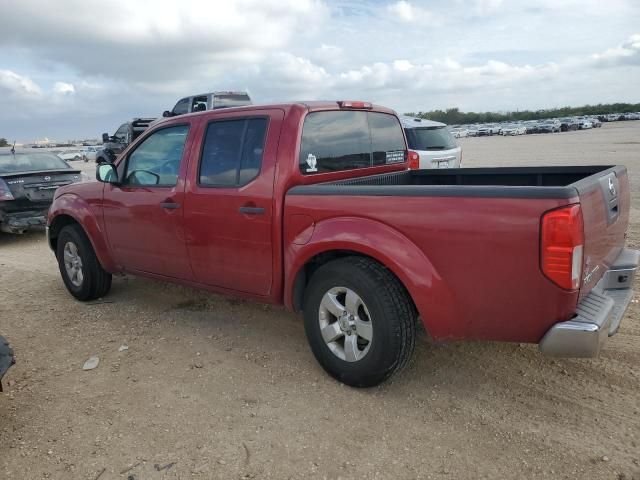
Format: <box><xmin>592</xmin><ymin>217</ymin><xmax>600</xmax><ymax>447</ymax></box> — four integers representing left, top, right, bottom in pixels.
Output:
<box><xmin>539</xmin><ymin>248</ymin><xmax>640</xmax><ymax>357</ymax></box>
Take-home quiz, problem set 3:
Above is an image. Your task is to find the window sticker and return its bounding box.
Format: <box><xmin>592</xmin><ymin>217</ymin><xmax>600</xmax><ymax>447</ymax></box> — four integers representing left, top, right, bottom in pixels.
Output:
<box><xmin>306</xmin><ymin>153</ymin><xmax>318</xmax><ymax>172</ymax></box>
<box><xmin>385</xmin><ymin>150</ymin><xmax>405</xmax><ymax>164</ymax></box>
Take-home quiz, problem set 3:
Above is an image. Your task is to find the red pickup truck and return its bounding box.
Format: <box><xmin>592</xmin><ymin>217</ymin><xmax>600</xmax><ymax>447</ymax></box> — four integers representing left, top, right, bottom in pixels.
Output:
<box><xmin>47</xmin><ymin>101</ymin><xmax>638</xmax><ymax>387</ymax></box>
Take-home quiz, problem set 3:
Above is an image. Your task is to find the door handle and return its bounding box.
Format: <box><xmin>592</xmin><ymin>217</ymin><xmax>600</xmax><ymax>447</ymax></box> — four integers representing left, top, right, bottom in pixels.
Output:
<box><xmin>239</xmin><ymin>206</ymin><xmax>265</xmax><ymax>215</ymax></box>
<box><xmin>160</xmin><ymin>201</ymin><xmax>181</xmax><ymax>209</ymax></box>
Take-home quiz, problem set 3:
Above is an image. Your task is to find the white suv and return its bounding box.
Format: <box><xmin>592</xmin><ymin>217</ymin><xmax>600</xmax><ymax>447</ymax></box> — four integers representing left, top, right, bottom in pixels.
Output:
<box><xmin>401</xmin><ymin>116</ymin><xmax>462</xmax><ymax>169</ymax></box>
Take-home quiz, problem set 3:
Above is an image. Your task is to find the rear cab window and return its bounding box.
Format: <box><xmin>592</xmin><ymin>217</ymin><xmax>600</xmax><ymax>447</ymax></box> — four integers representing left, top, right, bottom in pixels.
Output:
<box><xmin>299</xmin><ymin>111</ymin><xmax>406</xmax><ymax>174</ymax></box>
<box><xmin>191</xmin><ymin>96</ymin><xmax>208</xmax><ymax>112</ymax></box>
<box><xmin>404</xmin><ymin>127</ymin><xmax>457</xmax><ymax>151</ymax></box>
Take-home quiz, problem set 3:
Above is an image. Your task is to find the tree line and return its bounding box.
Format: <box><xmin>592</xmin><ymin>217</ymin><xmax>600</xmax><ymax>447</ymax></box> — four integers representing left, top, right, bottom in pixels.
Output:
<box><xmin>405</xmin><ymin>103</ymin><xmax>640</xmax><ymax>125</ymax></box>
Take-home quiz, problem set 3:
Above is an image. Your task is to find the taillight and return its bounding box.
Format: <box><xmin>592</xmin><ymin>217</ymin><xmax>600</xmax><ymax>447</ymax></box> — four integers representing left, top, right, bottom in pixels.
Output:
<box><xmin>0</xmin><ymin>178</ymin><xmax>14</xmax><ymax>201</ymax></box>
<box><xmin>541</xmin><ymin>205</ymin><xmax>584</xmax><ymax>290</ymax></box>
<box><xmin>337</xmin><ymin>101</ymin><xmax>372</xmax><ymax>109</ymax></box>
<box><xmin>408</xmin><ymin>151</ymin><xmax>420</xmax><ymax>170</ymax></box>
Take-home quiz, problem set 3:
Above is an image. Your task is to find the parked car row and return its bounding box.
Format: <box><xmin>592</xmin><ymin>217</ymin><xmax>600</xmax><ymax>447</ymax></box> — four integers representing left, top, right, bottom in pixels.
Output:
<box><xmin>604</xmin><ymin>112</ymin><xmax>640</xmax><ymax>121</ymax></box>
<box><xmin>450</xmin><ymin>112</ymin><xmax>640</xmax><ymax>139</ymax></box>
<box><xmin>49</xmin><ymin>145</ymin><xmax>102</xmax><ymax>164</ymax></box>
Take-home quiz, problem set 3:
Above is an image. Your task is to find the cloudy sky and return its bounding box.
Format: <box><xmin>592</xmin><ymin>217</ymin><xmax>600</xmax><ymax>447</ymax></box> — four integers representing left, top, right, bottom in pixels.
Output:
<box><xmin>1</xmin><ymin>0</ymin><xmax>639</xmax><ymax>142</ymax></box>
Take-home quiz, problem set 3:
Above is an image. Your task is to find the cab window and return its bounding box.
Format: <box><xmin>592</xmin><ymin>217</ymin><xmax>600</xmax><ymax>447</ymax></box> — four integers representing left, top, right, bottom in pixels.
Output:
<box><xmin>199</xmin><ymin>117</ymin><xmax>268</xmax><ymax>187</ymax></box>
<box><xmin>113</xmin><ymin>124</ymin><xmax>129</xmax><ymax>143</ymax></box>
<box><xmin>172</xmin><ymin>98</ymin><xmax>190</xmax><ymax>115</ymax></box>
<box><xmin>124</xmin><ymin>125</ymin><xmax>189</xmax><ymax>187</ymax></box>
<box><xmin>299</xmin><ymin>111</ymin><xmax>406</xmax><ymax>174</ymax></box>
<box><xmin>191</xmin><ymin>95</ymin><xmax>208</xmax><ymax>112</ymax></box>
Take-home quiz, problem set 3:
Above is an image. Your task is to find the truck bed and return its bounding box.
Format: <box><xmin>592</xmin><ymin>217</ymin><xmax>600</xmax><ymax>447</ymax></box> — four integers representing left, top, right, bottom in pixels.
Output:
<box><xmin>286</xmin><ymin>165</ymin><xmax>629</xmax><ymax>343</ymax></box>
<box><xmin>289</xmin><ymin>166</ymin><xmax>621</xmax><ymax>198</ymax></box>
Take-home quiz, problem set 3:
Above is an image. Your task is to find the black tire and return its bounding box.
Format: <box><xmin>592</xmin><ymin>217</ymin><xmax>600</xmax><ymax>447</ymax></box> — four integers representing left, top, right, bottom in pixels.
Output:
<box><xmin>303</xmin><ymin>257</ymin><xmax>416</xmax><ymax>387</ymax></box>
<box><xmin>56</xmin><ymin>224</ymin><xmax>112</xmax><ymax>301</ymax></box>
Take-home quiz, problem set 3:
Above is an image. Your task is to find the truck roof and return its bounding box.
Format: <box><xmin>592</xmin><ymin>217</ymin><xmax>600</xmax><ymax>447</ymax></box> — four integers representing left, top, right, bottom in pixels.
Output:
<box><xmin>154</xmin><ymin>101</ymin><xmax>399</xmax><ymax>127</ymax></box>
<box><xmin>188</xmin><ymin>91</ymin><xmax>250</xmax><ymax>97</ymax></box>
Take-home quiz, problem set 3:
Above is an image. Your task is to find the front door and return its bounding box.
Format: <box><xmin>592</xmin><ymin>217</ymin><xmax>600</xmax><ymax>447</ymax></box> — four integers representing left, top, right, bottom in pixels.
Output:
<box><xmin>103</xmin><ymin>124</ymin><xmax>195</xmax><ymax>280</ymax></box>
<box><xmin>184</xmin><ymin>109</ymin><xmax>283</xmax><ymax>296</ymax></box>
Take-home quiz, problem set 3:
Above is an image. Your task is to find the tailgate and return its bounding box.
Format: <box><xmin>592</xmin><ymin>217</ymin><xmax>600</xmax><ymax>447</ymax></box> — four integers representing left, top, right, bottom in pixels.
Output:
<box><xmin>575</xmin><ymin>166</ymin><xmax>630</xmax><ymax>298</ymax></box>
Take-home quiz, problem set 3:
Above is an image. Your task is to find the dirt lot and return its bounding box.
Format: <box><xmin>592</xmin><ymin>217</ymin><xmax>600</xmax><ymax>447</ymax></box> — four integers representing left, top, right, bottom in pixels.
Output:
<box><xmin>1</xmin><ymin>122</ymin><xmax>639</xmax><ymax>480</ymax></box>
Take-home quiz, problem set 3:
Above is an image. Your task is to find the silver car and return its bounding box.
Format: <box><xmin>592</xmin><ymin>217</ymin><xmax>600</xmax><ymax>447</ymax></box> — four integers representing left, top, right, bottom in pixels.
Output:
<box><xmin>402</xmin><ymin>116</ymin><xmax>462</xmax><ymax>169</ymax></box>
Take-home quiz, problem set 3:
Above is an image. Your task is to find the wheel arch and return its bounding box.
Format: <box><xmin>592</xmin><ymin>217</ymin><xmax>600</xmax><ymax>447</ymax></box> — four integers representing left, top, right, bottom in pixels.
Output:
<box><xmin>48</xmin><ymin>195</ymin><xmax>118</xmax><ymax>273</ymax></box>
<box><xmin>48</xmin><ymin>213</ymin><xmax>79</xmax><ymax>251</ymax></box>
<box><xmin>285</xmin><ymin>217</ymin><xmax>458</xmax><ymax>340</ymax></box>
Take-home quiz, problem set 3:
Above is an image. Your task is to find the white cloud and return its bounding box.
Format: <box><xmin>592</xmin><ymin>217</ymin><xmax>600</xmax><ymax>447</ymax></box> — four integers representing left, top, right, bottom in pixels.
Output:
<box><xmin>313</xmin><ymin>44</ymin><xmax>344</xmax><ymax>64</ymax></box>
<box><xmin>250</xmin><ymin>52</ymin><xmax>560</xmax><ymax>106</ymax></box>
<box><xmin>590</xmin><ymin>34</ymin><xmax>640</xmax><ymax>66</ymax></box>
<box><xmin>0</xmin><ymin>0</ymin><xmax>329</xmax><ymax>82</ymax></box>
<box><xmin>386</xmin><ymin>1</ymin><xmax>436</xmax><ymax>23</ymax></box>
<box><xmin>53</xmin><ymin>82</ymin><xmax>75</xmax><ymax>95</ymax></box>
<box><xmin>471</xmin><ymin>0</ymin><xmax>504</xmax><ymax>15</ymax></box>
<box><xmin>0</xmin><ymin>70</ymin><xmax>42</xmax><ymax>97</ymax></box>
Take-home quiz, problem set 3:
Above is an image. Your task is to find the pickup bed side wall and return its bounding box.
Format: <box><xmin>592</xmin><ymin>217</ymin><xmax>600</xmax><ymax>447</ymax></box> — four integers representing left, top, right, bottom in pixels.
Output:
<box><xmin>285</xmin><ymin>193</ymin><xmax>580</xmax><ymax>343</ymax></box>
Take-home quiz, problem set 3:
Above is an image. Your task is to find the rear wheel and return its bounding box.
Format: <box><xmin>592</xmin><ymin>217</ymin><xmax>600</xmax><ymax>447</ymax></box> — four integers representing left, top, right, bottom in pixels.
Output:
<box><xmin>303</xmin><ymin>257</ymin><xmax>416</xmax><ymax>387</ymax></box>
<box><xmin>56</xmin><ymin>224</ymin><xmax>112</xmax><ymax>301</ymax></box>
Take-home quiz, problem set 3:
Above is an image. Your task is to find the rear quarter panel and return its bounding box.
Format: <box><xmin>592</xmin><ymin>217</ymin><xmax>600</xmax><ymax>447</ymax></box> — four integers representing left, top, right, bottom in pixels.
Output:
<box><xmin>285</xmin><ymin>194</ymin><xmax>579</xmax><ymax>343</ymax></box>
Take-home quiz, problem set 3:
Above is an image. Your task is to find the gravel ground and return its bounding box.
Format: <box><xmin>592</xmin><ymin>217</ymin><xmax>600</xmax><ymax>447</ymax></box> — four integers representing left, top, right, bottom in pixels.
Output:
<box><xmin>1</xmin><ymin>122</ymin><xmax>639</xmax><ymax>480</ymax></box>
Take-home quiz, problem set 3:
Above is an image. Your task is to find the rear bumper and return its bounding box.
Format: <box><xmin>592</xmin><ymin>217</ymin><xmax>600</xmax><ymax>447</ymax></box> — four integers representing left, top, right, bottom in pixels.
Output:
<box><xmin>539</xmin><ymin>248</ymin><xmax>640</xmax><ymax>357</ymax></box>
<box><xmin>0</xmin><ymin>210</ymin><xmax>47</xmax><ymax>233</ymax></box>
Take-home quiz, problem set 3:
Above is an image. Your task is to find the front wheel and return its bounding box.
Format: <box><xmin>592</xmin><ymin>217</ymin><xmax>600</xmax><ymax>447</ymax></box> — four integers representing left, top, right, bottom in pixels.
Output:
<box><xmin>303</xmin><ymin>257</ymin><xmax>416</xmax><ymax>387</ymax></box>
<box><xmin>56</xmin><ymin>224</ymin><xmax>112</xmax><ymax>301</ymax></box>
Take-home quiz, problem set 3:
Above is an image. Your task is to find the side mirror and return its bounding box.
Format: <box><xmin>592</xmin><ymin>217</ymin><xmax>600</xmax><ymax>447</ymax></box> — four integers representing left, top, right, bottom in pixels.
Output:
<box><xmin>96</xmin><ymin>163</ymin><xmax>119</xmax><ymax>184</ymax></box>
<box><xmin>102</xmin><ymin>133</ymin><xmax>109</xmax><ymax>143</ymax></box>
<box><xmin>162</xmin><ymin>111</ymin><xmax>172</xmax><ymax>118</ymax></box>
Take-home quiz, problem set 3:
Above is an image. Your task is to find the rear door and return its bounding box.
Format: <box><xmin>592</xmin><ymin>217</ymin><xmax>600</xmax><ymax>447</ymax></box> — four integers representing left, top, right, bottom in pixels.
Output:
<box><xmin>576</xmin><ymin>166</ymin><xmax>630</xmax><ymax>298</ymax></box>
<box><xmin>183</xmin><ymin>109</ymin><xmax>283</xmax><ymax>296</ymax></box>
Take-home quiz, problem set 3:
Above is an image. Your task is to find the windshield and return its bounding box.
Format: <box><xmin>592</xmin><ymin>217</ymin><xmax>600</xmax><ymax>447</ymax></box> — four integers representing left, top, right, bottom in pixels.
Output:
<box><xmin>212</xmin><ymin>94</ymin><xmax>252</xmax><ymax>109</ymax></box>
<box><xmin>0</xmin><ymin>153</ymin><xmax>71</xmax><ymax>174</ymax></box>
<box><xmin>405</xmin><ymin>126</ymin><xmax>457</xmax><ymax>151</ymax></box>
